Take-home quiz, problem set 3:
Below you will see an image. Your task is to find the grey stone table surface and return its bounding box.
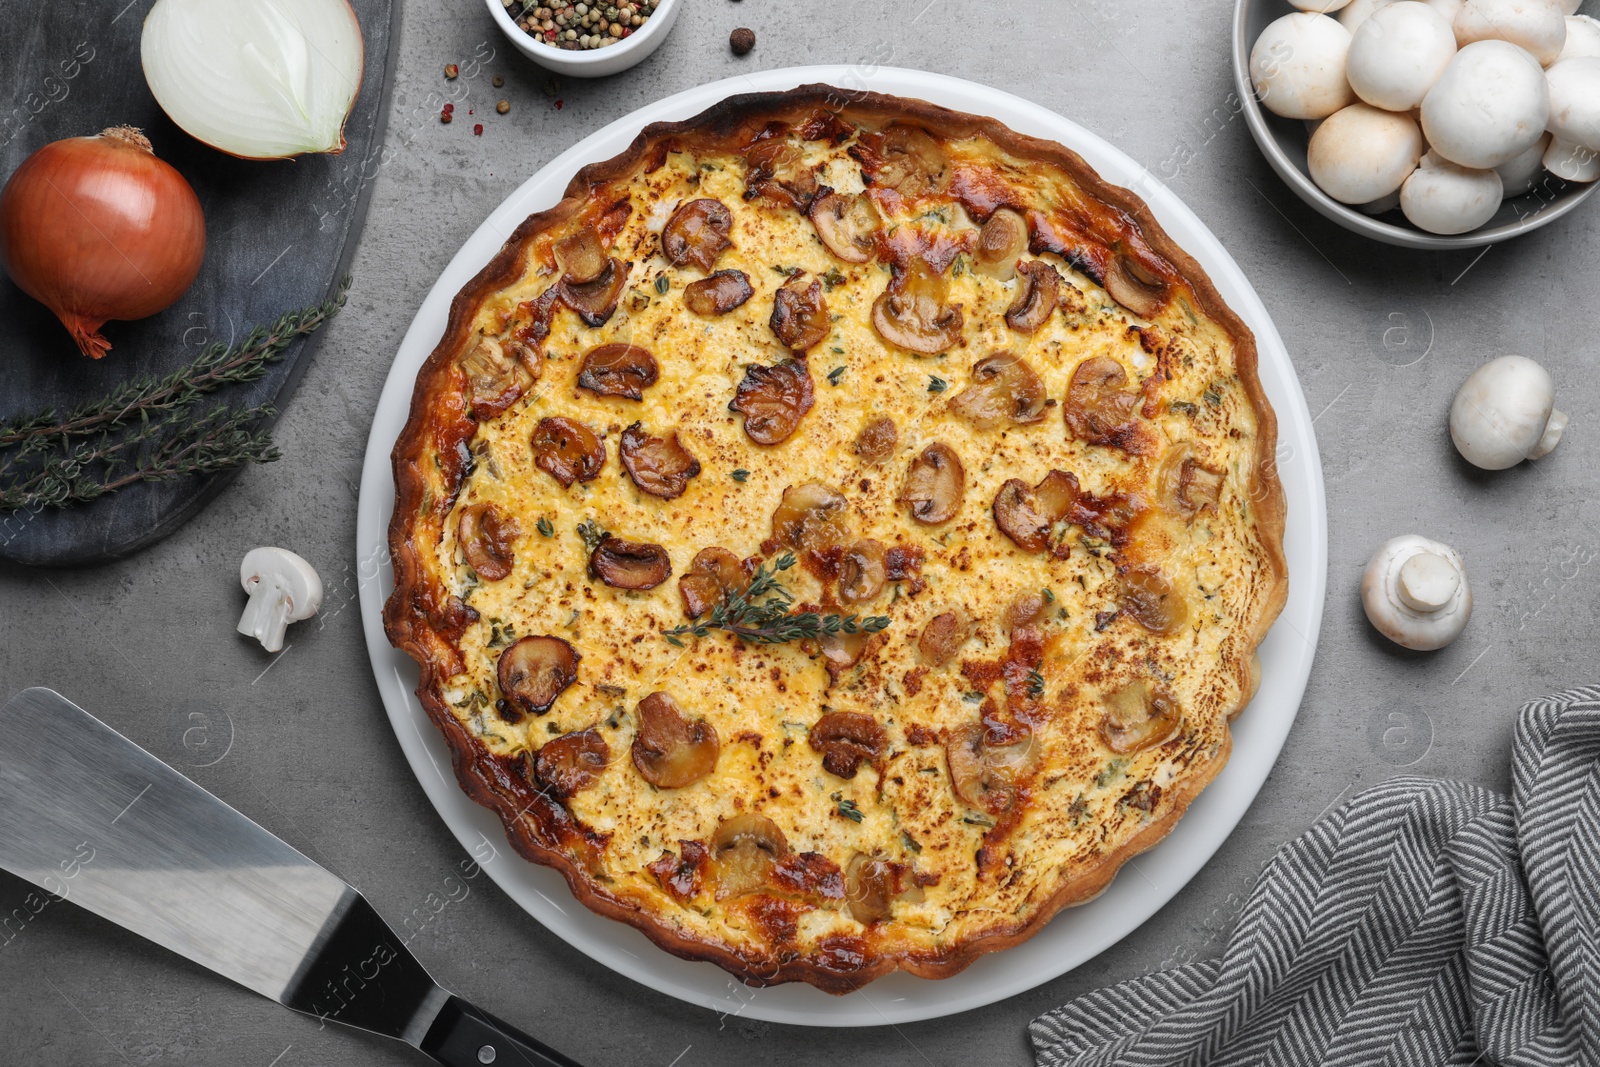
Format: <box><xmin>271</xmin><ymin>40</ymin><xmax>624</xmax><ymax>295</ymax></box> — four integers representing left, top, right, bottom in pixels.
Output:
<box><xmin>3</xmin><ymin>1</ymin><xmax>1597</xmax><ymax>1064</ymax></box>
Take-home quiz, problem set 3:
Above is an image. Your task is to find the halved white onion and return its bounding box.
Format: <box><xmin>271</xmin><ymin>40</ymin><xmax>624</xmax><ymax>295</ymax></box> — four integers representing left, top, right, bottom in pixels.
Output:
<box><xmin>141</xmin><ymin>0</ymin><xmax>363</xmax><ymax>160</ymax></box>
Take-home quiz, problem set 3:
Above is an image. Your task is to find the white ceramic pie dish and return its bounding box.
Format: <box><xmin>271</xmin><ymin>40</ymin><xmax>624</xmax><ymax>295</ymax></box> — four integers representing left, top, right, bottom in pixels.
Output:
<box><xmin>356</xmin><ymin>64</ymin><xmax>1328</xmax><ymax>1027</ymax></box>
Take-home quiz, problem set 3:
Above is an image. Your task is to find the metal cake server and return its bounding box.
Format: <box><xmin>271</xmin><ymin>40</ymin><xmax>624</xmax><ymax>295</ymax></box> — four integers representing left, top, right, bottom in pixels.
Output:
<box><xmin>0</xmin><ymin>687</ymin><xmax>581</xmax><ymax>1067</ymax></box>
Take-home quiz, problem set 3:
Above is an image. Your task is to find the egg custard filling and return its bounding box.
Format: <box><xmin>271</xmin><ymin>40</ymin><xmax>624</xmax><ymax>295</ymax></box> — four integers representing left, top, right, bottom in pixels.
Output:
<box><xmin>385</xmin><ymin>86</ymin><xmax>1288</xmax><ymax>992</ymax></box>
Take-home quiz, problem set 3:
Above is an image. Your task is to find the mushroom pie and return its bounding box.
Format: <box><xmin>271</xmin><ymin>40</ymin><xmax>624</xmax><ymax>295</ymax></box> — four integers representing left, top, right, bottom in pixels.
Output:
<box><xmin>385</xmin><ymin>86</ymin><xmax>1288</xmax><ymax>992</ymax></box>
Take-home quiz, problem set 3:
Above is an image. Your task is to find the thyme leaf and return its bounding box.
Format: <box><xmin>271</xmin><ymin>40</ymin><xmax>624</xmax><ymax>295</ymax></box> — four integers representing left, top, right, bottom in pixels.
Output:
<box><xmin>660</xmin><ymin>553</ymin><xmax>892</xmax><ymax>646</ymax></box>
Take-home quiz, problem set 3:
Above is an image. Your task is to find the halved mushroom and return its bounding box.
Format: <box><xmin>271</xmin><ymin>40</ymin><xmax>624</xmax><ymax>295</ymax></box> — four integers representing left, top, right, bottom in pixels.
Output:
<box><xmin>973</xmin><ymin>208</ymin><xmax>1029</xmax><ymax>280</ymax></box>
<box><xmin>845</xmin><ymin>853</ymin><xmax>923</xmax><ymax>925</ymax></box>
<box><xmin>620</xmin><ymin>423</ymin><xmax>701</xmax><ymax>500</ymax></box>
<box><xmin>556</xmin><ymin>257</ymin><xmax>628</xmax><ymax>327</ymax></box>
<box><xmin>530</xmin><ymin>416</ymin><xmax>605</xmax><ymax>487</ymax></box>
<box><xmin>809</xmin><ymin>711</ymin><xmax>886</xmax><ymax>779</ymax></box>
<box><xmin>1103</xmin><ymin>252</ymin><xmax>1170</xmax><ymax>319</ymax></box>
<box><xmin>730</xmin><ymin>359</ymin><xmax>814</xmax><ymax>445</ymax></box>
<box><xmin>1157</xmin><ymin>447</ymin><xmax>1224</xmax><ymax>519</ymax></box>
<box><xmin>678</xmin><ymin>547</ymin><xmax>750</xmax><ymax>619</ymax></box>
<box><xmin>872</xmin><ymin>259</ymin><xmax>964</xmax><ymax>354</ymax></box>
<box><xmin>662</xmin><ymin>198</ymin><xmax>733</xmax><ymax>272</ymax></box>
<box><xmin>632</xmin><ymin>692</ymin><xmax>720</xmax><ymax>789</ymax></box>
<box><xmin>770</xmin><ymin>274</ymin><xmax>830</xmax><ymax>351</ymax></box>
<box><xmin>899</xmin><ymin>442</ymin><xmax>965</xmax><ymax>525</ymax></box>
<box><xmin>744</xmin><ymin>139</ymin><xmax>820</xmax><ymax>210</ymax></box>
<box><xmin>771</xmin><ymin>481</ymin><xmax>850</xmax><ymax>553</ymax></box>
<box><xmin>711</xmin><ymin>813</ymin><xmax>790</xmax><ymax>898</ymax></box>
<box><xmin>945</xmin><ymin>723</ymin><xmax>1037</xmax><ymax>815</ymax></box>
<box><xmin>820</xmin><ymin>630</ymin><xmax>870</xmax><ymax>684</ymax></box>
<box><xmin>808</xmin><ymin>190</ymin><xmax>880</xmax><ymax>263</ymax></box>
<box><xmin>860</xmin><ymin>124</ymin><xmax>946</xmax><ymax>196</ymax></box>
<box><xmin>496</xmin><ymin>635</ymin><xmax>580</xmax><ymax>720</ymax></box>
<box><xmin>577</xmin><ymin>343</ymin><xmax>659</xmax><ymax>400</ymax></box>
<box><xmin>1063</xmin><ymin>356</ymin><xmax>1139</xmax><ymax>446</ymax></box>
<box><xmin>458</xmin><ymin>503</ymin><xmax>519</xmax><ymax>582</ymax></box>
<box><xmin>851</xmin><ymin>416</ymin><xmax>898</xmax><ymax>463</ymax></box>
<box><xmin>918</xmin><ymin>610</ymin><xmax>971</xmax><ymax>667</ymax></box>
<box><xmin>534</xmin><ymin>727</ymin><xmax>610</xmax><ymax>799</ymax></box>
<box><xmin>553</xmin><ymin>226</ymin><xmax>608</xmax><ymax>284</ymax></box>
<box><xmin>1101</xmin><ymin>679</ymin><xmax>1181</xmax><ymax>755</ymax></box>
<box><xmin>1118</xmin><ymin>568</ymin><xmax>1188</xmax><ymax>635</ymax></box>
<box><xmin>993</xmin><ymin>470</ymin><xmax>1080</xmax><ymax>555</ymax></box>
<box><xmin>1006</xmin><ymin>259</ymin><xmax>1062</xmax><ymax>333</ymax></box>
<box><xmin>839</xmin><ymin>539</ymin><xmax>888</xmax><ymax>605</ymax></box>
<box><xmin>949</xmin><ymin>352</ymin><xmax>1048</xmax><ymax>430</ymax></box>
<box><xmin>589</xmin><ymin>535</ymin><xmax>672</xmax><ymax>590</ymax></box>
<box><xmin>461</xmin><ymin>336</ymin><xmax>539</xmax><ymax>419</ymax></box>
<box><xmin>683</xmin><ymin>269</ymin><xmax>755</xmax><ymax>316</ymax></box>
<box><xmin>1003</xmin><ymin>589</ymin><xmax>1049</xmax><ymax>637</ymax></box>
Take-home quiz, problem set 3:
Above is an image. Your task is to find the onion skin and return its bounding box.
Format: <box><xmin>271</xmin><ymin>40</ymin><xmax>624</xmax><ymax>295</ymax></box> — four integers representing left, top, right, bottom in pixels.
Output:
<box><xmin>0</xmin><ymin>127</ymin><xmax>206</xmax><ymax>359</ymax></box>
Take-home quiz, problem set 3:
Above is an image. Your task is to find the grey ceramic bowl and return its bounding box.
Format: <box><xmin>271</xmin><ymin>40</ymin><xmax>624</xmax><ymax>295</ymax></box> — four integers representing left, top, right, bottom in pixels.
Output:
<box><xmin>1232</xmin><ymin>0</ymin><xmax>1597</xmax><ymax>249</ymax></box>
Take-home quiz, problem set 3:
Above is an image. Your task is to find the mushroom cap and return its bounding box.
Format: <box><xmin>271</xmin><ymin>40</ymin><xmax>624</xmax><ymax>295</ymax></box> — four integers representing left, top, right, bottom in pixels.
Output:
<box><xmin>1559</xmin><ymin>0</ymin><xmax>1581</xmax><ymax>12</ymax></box>
<box><xmin>1340</xmin><ymin>0</ymin><xmax>1394</xmax><ymax>31</ymax></box>
<box><xmin>1449</xmin><ymin>354</ymin><xmax>1559</xmax><ymax>469</ymax></box>
<box><xmin>1494</xmin><ymin>130</ymin><xmax>1553</xmax><ymax>193</ymax></box>
<box><xmin>1308</xmin><ymin>103</ymin><xmax>1425</xmax><ymax>203</ymax></box>
<box><xmin>240</xmin><ymin>547</ymin><xmax>323</xmax><ymax>620</ymax></box>
<box><xmin>1250</xmin><ymin>13</ymin><xmax>1357</xmax><ymax>120</ymax></box>
<box><xmin>1361</xmin><ymin>535</ymin><xmax>1472</xmax><ymax>650</ymax></box>
<box><xmin>1421</xmin><ymin>40</ymin><xmax>1551</xmax><ymax>167</ymax></box>
<box><xmin>1290</xmin><ymin>0</ymin><xmax>1354</xmax><ymax>9</ymax></box>
<box><xmin>1453</xmin><ymin>0</ymin><xmax>1569</xmax><ymax>65</ymax></box>
<box><xmin>1348</xmin><ymin>2</ymin><xmax>1458</xmax><ymax>111</ymax></box>
<box><xmin>1545</xmin><ymin>57</ymin><xmax>1600</xmax><ymax>152</ymax></box>
<box><xmin>1556</xmin><ymin>14</ymin><xmax>1600</xmax><ymax>62</ymax></box>
<box><xmin>1400</xmin><ymin>152</ymin><xmax>1504</xmax><ymax>232</ymax></box>
<box><xmin>1544</xmin><ymin>134</ymin><xmax>1600</xmax><ymax>180</ymax></box>
<box><xmin>1359</xmin><ymin>189</ymin><xmax>1403</xmax><ymax>214</ymax></box>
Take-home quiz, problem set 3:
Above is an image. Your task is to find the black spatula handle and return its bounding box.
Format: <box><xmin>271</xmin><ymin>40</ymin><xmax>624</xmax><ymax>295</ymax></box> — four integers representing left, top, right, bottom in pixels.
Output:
<box><xmin>421</xmin><ymin>995</ymin><xmax>583</xmax><ymax>1067</ymax></box>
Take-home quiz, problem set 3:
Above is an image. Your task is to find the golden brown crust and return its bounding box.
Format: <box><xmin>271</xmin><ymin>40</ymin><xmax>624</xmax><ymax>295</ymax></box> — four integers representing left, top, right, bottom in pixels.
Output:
<box><xmin>384</xmin><ymin>84</ymin><xmax>1288</xmax><ymax>994</ymax></box>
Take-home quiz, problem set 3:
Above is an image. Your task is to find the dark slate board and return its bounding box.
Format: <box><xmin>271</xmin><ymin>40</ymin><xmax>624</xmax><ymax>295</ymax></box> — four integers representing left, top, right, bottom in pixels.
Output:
<box><xmin>0</xmin><ymin>0</ymin><xmax>398</xmax><ymax>567</ymax></box>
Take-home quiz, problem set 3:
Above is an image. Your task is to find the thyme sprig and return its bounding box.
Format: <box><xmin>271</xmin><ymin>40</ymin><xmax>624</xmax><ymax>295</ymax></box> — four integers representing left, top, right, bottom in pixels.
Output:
<box><xmin>0</xmin><ymin>279</ymin><xmax>350</xmax><ymax>513</ymax></box>
<box><xmin>662</xmin><ymin>553</ymin><xmax>892</xmax><ymax>647</ymax></box>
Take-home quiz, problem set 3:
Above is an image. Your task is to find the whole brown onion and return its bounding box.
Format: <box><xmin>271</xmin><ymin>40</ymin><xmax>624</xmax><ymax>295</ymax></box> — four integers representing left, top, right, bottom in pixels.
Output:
<box><xmin>0</xmin><ymin>126</ymin><xmax>205</xmax><ymax>358</ymax></box>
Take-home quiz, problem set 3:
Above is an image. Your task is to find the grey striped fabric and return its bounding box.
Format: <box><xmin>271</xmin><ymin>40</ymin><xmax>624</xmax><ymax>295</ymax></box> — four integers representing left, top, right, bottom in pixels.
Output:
<box><xmin>1030</xmin><ymin>687</ymin><xmax>1600</xmax><ymax>1067</ymax></box>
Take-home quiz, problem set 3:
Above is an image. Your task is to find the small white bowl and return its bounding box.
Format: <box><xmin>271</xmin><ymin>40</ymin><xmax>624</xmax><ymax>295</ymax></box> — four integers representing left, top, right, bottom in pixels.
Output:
<box><xmin>1233</xmin><ymin>0</ymin><xmax>1598</xmax><ymax>249</ymax></box>
<box><xmin>486</xmin><ymin>0</ymin><xmax>681</xmax><ymax>78</ymax></box>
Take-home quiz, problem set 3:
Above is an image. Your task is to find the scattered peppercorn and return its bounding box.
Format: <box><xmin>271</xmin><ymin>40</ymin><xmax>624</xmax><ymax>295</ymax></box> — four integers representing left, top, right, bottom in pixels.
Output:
<box><xmin>730</xmin><ymin>27</ymin><xmax>755</xmax><ymax>55</ymax></box>
<box><xmin>474</xmin><ymin>123</ymin><xmax>484</xmax><ymax>135</ymax></box>
<box><xmin>497</xmin><ymin>99</ymin><xmax>511</xmax><ymax>114</ymax></box>
<box><xmin>444</xmin><ymin>63</ymin><xmax>460</xmax><ymax>79</ymax></box>
<box><xmin>441</xmin><ymin>108</ymin><xmax>453</xmax><ymax>124</ymax></box>
<box><xmin>492</xmin><ymin>74</ymin><xmax>505</xmax><ymax>88</ymax></box>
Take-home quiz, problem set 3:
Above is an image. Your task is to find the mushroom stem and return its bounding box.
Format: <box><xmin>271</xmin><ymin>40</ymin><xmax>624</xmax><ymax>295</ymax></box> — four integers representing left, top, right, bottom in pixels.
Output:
<box><xmin>237</xmin><ymin>573</ymin><xmax>298</xmax><ymax>653</ymax></box>
<box><xmin>1530</xmin><ymin>408</ymin><xmax>1568</xmax><ymax>460</ymax></box>
<box><xmin>1396</xmin><ymin>552</ymin><xmax>1459</xmax><ymax>611</ymax></box>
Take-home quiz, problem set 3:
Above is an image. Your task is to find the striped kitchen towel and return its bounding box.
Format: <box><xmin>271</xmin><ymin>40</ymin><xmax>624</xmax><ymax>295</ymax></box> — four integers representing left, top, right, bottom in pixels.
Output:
<box><xmin>1030</xmin><ymin>687</ymin><xmax>1600</xmax><ymax>1066</ymax></box>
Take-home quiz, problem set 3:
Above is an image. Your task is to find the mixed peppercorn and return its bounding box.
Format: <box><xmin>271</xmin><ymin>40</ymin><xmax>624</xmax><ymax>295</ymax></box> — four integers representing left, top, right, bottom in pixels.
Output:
<box><xmin>504</xmin><ymin>0</ymin><xmax>660</xmax><ymax>50</ymax></box>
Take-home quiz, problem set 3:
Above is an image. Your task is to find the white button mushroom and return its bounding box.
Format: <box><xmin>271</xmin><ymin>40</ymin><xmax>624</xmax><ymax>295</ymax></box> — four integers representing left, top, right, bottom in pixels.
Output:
<box><xmin>1558</xmin><ymin>0</ymin><xmax>1581</xmax><ymax>13</ymax></box>
<box><xmin>1347</xmin><ymin>2</ymin><xmax>1458</xmax><ymax>111</ymax></box>
<box><xmin>1544</xmin><ymin>135</ymin><xmax>1600</xmax><ymax>180</ymax></box>
<box><xmin>1494</xmin><ymin>130</ymin><xmax>1552</xmax><ymax>194</ymax></box>
<box><xmin>1453</xmin><ymin>0</ymin><xmax>1569</xmax><ymax>65</ymax></box>
<box><xmin>1340</xmin><ymin>0</ymin><xmax>1394</xmax><ymax>31</ymax></box>
<box><xmin>1421</xmin><ymin>40</ymin><xmax>1550</xmax><ymax>167</ymax></box>
<box><xmin>1545</xmin><ymin>57</ymin><xmax>1600</xmax><ymax>152</ymax></box>
<box><xmin>1556</xmin><ymin>14</ymin><xmax>1600</xmax><ymax>61</ymax></box>
<box><xmin>1362</xmin><ymin>535</ymin><xmax>1472</xmax><ymax>650</ymax></box>
<box><xmin>1251</xmin><ymin>13</ymin><xmax>1358</xmax><ymax>120</ymax></box>
<box><xmin>1308</xmin><ymin>104</ymin><xmax>1425</xmax><ymax>203</ymax></box>
<box><xmin>1449</xmin><ymin>354</ymin><xmax>1566</xmax><ymax>469</ymax></box>
<box><xmin>1289</xmin><ymin>0</ymin><xmax>1354</xmax><ymax>9</ymax></box>
<box><xmin>238</xmin><ymin>547</ymin><xmax>324</xmax><ymax>653</ymax></box>
<box><xmin>1360</xmin><ymin>189</ymin><xmax>1403</xmax><ymax>214</ymax></box>
<box><xmin>1401</xmin><ymin>151</ymin><xmax>1504</xmax><ymax>232</ymax></box>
